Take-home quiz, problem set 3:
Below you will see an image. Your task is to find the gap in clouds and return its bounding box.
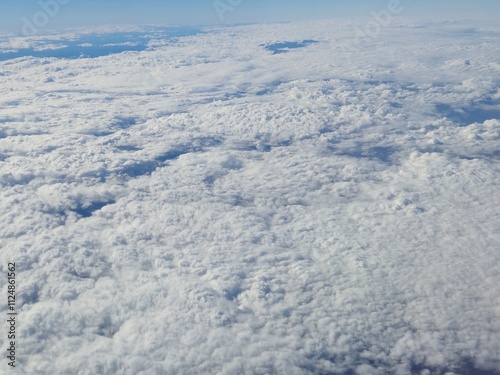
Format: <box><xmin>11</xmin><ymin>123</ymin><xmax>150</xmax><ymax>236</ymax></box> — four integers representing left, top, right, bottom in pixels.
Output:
<box><xmin>0</xmin><ymin>26</ymin><xmax>202</xmax><ymax>61</ymax></box>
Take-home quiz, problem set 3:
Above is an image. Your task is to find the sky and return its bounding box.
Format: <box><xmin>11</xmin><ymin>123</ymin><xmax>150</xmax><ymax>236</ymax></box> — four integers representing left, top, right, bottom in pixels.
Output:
<box><xmin>0</xmin><ymin>0</ymin><xmax>499</xmax><ymax>34</ymax></box>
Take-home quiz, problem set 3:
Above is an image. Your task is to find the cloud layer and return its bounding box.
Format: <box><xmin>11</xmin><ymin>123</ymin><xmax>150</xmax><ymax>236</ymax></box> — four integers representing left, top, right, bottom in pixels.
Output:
<box><xmin>0</xmin><ymin>18</ymin><xmax>499</xmax><ymax>375</ymax></box>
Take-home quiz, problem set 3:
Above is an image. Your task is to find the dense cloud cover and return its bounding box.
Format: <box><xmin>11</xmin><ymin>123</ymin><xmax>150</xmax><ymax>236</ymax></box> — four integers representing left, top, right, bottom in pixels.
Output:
<box><xmin>0</xmin><ymin>18</ymin><xmax>499</xmax><ymax>375</ymax></box>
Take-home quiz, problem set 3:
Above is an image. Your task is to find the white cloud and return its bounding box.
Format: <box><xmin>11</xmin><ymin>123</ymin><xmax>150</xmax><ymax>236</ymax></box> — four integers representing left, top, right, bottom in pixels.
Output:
<box><xmin>0</xmin><ymin>17</ymin><xmax>499</xmax><ymax>375</ymax></box>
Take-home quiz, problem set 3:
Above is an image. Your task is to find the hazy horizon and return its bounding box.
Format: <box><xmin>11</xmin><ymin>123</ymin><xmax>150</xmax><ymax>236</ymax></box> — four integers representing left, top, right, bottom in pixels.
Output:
<box><xmin>1</xmin><ymin>0</ymin><xmax>500</xmax><ymax>35</ymax></box>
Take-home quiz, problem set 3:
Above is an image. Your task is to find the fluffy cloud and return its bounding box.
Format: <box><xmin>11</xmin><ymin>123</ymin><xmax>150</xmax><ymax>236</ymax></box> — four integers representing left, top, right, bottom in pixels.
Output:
<box><xmin>0</xmin><ymin>18</ymin><xmax>499</xmax><ymax>375</ymax></box>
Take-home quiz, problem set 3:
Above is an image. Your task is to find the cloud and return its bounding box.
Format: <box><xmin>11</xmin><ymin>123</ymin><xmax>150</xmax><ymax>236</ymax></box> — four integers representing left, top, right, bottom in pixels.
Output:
<box><xmin>0</xmin><ymin>17</ymin><xmax>499</xmax><ymax>375</ymax></box>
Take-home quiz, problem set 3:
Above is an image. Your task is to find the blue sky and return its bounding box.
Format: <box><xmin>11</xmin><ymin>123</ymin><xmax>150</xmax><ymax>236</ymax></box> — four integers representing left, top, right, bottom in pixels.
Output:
<box><xmin>1</xmin><ymin>0</ymin><xmax>499</xmax><ymax>34</ymax></box>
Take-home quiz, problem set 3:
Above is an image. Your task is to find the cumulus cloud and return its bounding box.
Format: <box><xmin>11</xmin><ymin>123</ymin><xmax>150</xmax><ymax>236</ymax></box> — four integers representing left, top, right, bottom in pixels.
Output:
<box><xmin>0</xmin><ymin>18</ymin><xmax>499</xmax><ymax>375</ymax></box>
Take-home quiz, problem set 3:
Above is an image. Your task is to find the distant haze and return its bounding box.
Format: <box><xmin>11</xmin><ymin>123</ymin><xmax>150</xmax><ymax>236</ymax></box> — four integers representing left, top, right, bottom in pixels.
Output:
<box><xmin>1</xmin><ymin>0</ymin><xmax>500</xmax><ymax>34</ymax></box>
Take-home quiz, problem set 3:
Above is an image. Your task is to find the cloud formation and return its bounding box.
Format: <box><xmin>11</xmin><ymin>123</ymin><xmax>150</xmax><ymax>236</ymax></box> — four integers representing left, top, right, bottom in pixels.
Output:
<box><xmin>0</xmin><ymin>18</ymin><xmax>499</xmax><ymax>375</ymax></box>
